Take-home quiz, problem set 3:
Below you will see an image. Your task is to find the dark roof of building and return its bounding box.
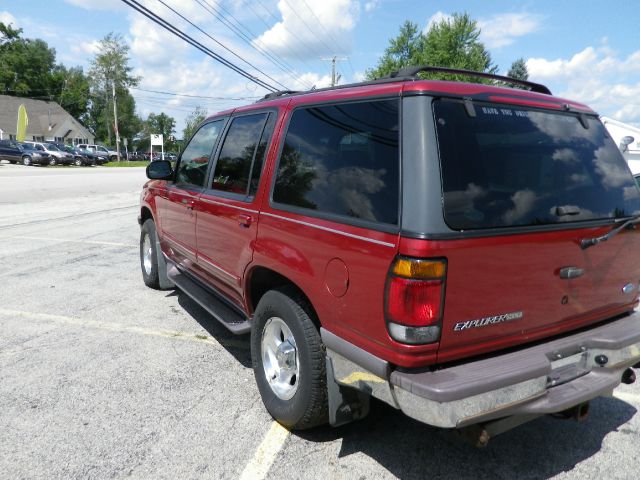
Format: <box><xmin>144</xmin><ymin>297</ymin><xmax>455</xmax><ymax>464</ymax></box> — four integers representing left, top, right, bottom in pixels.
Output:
<box><xmin>0</xmin><ymin>94</ymin><xmax>93</xmax><ymax>140</ymax></box>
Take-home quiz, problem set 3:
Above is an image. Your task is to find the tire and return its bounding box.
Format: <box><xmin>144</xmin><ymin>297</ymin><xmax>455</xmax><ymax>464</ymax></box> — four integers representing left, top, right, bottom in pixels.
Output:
<box><xmin>251</xmin><ymin>288</ymin><xmax>328</xmax><ymax>430</ymax></box>
<box><xmin>22</xmin><ymin>155</ymin><xmax>32</xmax><ymax>166</ymax></box>
<box><xmin>74</xmin><ymin>158</ymin><xmax>82</xmax><ymax>166</ymax></box>
<box><xmin>49</xmin><ymin>158</ymin><xmax>57</xmax><ymax>166</ymax></box>
<box><xmin>9</xmin><ymin>160</ymin><xmax>17</xmax><ymax>164</ymax></box>
<box><xmin>140</xmin><ymin>219</ymin><xmax>160</xmax><ymax>289</ymax></box>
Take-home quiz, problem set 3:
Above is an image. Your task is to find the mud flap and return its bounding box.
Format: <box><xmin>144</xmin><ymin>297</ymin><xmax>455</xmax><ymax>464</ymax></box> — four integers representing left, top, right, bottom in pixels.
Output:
<box><xmin>155</xmin><ymin>234</ymin><xmax>175</xmax><ymax>290</ymax></box>
<box><xmin>326</xmin><ymin>356</ymin><xmax>370</xmax><ymax>426</ymax></box>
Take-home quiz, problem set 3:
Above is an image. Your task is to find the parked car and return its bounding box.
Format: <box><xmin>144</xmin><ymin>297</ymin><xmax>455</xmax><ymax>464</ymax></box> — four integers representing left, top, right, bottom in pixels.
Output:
<box><xmin>54</xmin><ymin>143</ymin><xmax>96</xmax><ymax>166</ymax></box>
<box><xmin>77</xmin><ymin>143</ymin><xmax>119</xmax><ymax>161</ymax></box>
<box><xmin>23</xmin><ymin>141</ymin><xmax>74</xmax><ymax>166</ymax></box>
<box><xmin>17</xmin><ymin>142</ymin><xmax>51</xmax><ymax>166</ymax></box>
<box><xmin>0</xmin><ymin>139</ymin><xmax>22</xmax><ymax>163</ymax></box>
<box><xmin>127</xmin><ymin>151</ymin><xmax>147</xmax><ymax>161</ymax></box>
<box><xmin>76</xmin><ymin>144</ymin><xmax>109</xmax><ymax>164</ymax></box>
<box><xmin>138</xmin><ymin>66</ymin><xmax>640</xmax><ymax>441</ymax></box>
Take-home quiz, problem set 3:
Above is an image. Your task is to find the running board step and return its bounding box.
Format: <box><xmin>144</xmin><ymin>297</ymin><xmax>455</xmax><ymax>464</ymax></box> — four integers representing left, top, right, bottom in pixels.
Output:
<box><xmin>167</xmin><ymin>262</ymin><xmax>251</xmax><ymax>335</ymax></box>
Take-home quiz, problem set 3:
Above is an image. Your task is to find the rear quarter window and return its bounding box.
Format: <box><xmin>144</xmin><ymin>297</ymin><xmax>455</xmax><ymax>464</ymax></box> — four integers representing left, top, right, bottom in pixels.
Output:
<box><xmin>272</xmin><ymin>99</ymin><xmax>400</xmax><ymax>226</ymax></box>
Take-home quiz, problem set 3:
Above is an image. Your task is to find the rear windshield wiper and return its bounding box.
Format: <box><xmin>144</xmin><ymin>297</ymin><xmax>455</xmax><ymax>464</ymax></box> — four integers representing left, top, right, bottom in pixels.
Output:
<box><xmin>580</xmin><ymin>215</ymin><xmax>640</xmax><ymax>250</ymax></box>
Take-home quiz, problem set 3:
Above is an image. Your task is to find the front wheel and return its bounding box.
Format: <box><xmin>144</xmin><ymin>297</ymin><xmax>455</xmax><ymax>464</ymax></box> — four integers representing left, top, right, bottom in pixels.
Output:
<box><xmin>74</xmin><ymin>158</ymin><xmax>83</xmax><ymax>166</ymax></box>
<box><xmin>251</xmin><ymin>288</ymin><xmax>328</xmax><ymax>430</ymax></box>
<box><xmin>140</xmin><ymin>219</ymin><xmax>160</xmax><ymax>289</ymax></box>
<box><xmin>49</xmin><ymin>158</ymin><xmax>57</xmax><ymax>166</ymax></box>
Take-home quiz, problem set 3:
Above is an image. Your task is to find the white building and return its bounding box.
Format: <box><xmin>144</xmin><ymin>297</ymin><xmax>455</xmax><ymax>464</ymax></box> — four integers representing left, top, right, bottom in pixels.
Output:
<box><xmin>601</xmin><ymin>116</ymin><xmax>640</xmax><ymax>174</ymax></box>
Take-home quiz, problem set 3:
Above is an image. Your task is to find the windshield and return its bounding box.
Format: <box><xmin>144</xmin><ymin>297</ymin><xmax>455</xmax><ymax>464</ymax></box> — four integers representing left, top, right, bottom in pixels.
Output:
<box><xmin>434</xmin><ymin>100</ymin><xmax>640</xmax><ymax>230</ymax></box>
<box><xmin>45</xmin><ymin>144</ymin><xmax>61</xmax><ymax>151</ymax></box>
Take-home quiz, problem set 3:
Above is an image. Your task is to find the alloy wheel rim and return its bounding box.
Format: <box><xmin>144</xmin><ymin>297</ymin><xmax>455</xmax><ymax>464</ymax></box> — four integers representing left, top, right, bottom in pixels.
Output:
<box><xmin>142</xmin><ymin>233</ymin><xmax>153</xmax><ymax>275</ymax></box>
<box><xmin>261</xmin><ymin>317</ymin><xmax>299</xmax><ymax>400</ymax></box>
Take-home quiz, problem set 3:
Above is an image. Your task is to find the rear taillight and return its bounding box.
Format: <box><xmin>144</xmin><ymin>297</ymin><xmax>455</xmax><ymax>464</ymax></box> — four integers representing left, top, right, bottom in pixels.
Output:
<box><xmin>385</xmin><ymin>257</ymin><xmax>446</xmax><ymax>344</ymax></box>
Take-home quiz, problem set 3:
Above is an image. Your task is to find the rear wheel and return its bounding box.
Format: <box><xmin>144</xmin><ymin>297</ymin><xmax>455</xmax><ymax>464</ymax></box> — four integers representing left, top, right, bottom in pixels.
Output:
<box><xmin>251</xmin><ymin>288</ymin><xmax>328</xmax><ymax>430</ymax></box>
<box><xmin>140</xmin><ymin>219</ymin><xmax>160</xmax><ymax>289</ymax></box>
<box><xmin>49</xmin><ymin>157</ymin><xmax>57</xmax><ymax>166</ymax></box>
<box><xmin>22</xmin><ymin>156</ymin><xmax>32</xmax><ymax>166</ymax></box>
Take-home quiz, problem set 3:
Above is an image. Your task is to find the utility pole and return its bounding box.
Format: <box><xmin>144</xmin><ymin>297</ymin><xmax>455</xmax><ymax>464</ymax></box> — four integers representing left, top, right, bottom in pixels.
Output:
<box><xmin>321</xmin><ymin>56</ymin><xmax>347</xmax><ymax>87</ymax></box>
<box><xmin>112</xmin><ymin>81</ymin><xmax>121</xmax><ymax>161</ymax></box>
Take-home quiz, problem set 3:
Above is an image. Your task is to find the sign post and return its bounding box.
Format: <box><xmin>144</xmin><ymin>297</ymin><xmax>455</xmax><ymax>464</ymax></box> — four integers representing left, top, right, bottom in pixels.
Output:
<box><xmin>150</xmin><ymin>134</ymin><xmax>163</xmax><ymax>162</ymax></box>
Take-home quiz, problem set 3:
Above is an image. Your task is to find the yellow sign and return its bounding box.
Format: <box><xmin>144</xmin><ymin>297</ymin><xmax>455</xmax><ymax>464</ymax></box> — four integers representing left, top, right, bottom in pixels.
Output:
<box><xmin>16</xmin><ymin>104</ymin><xmax>28</xmax><ymax>142</ymax></box>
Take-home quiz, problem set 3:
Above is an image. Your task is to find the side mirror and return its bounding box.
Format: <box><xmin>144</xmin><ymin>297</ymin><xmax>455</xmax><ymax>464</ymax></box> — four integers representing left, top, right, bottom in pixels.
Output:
<box><xmin>146</xmin><ymin>160</ymin><xmax>174</xmax><ymax>180</ymax></box>
<box><xmin>620</xmin><ymin>136</ymin><xmax>635</xmax><ymax>153</ymax></box>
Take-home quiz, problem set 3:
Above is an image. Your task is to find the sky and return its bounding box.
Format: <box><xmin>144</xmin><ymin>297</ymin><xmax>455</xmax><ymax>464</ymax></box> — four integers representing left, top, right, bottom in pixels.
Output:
<box><xmin>1</xmin><ymin>0</ymin><xmax>639</xmax><ymax>135</ymax></box>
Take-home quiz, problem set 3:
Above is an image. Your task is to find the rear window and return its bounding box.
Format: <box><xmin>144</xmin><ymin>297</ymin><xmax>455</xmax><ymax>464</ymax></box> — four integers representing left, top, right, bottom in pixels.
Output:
<box><xmin>434</xmin><ymin>100</ymin><xmax>640</xmax><ymax>230</ymax></box>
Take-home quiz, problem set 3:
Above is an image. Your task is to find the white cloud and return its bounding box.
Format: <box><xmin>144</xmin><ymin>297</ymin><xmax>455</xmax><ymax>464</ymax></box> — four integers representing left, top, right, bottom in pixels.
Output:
<box><xmin>254</xmin><ymin>0</ymin><xmax>359</xmax><ymax>59</ymax></box>
<box><xmin>478</xmin><ymin>13</ymin><xmax>542</xmax><ymax>49</ymax></box>
<box><xmin>0</xmin><ymin>11</ymin><xmax>18</xmax><ymax>28</ymax></box>
<box><xmin>527</xmin><ymin>46</ymin><xmax>640</xmax><ymax>126</ymax></box>
<box><xmin>64</xmin><ymin>0</ymin><xmax>122</xmax><ymax>11</ymax></box>
<box><xmin>364</xmin><ymin>1</ymin><xmax>380</xmax><ymax>13</ymax></box>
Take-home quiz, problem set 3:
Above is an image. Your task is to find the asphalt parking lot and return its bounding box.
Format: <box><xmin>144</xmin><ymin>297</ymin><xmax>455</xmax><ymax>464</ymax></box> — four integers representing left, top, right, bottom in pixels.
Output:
<box><xmin>1</xmin><ymin>162</ymin><xmax>639</xmax><ymax>479</ymax></box>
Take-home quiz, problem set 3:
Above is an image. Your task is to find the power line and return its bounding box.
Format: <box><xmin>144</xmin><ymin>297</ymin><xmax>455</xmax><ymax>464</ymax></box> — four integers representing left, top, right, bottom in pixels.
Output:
<box><xmin>155</xmin><ymin>0</ymin><xmax>289</xmax><ymax>91</ymax></box>
<box><xmin>235</xmin><ymin>0</ymin><xmax>320</xmax><ymax>76</ymax></box>
<box><xmin>130</xmin><ymin>86</ymin><xmax>258</xmax><ymax>100</ymax></box>
<box><xmin>194</xmin><ymin>0</ymin><xmax>314</xmax><ymax>90</ymax></box>
<box><xmin>119</xmin><ymin>0</ymin><xmax>279</xmax><ymax>92</ymax></box>
<box><xmin>299</xmin><ymin>0</ymin><xmax>356</xmax><ymax>79</ymax></box>
<box><xmin>281</xmin><ymin>0</ymin><xmax>336</xmax><ymax>56</ymax></box>
<box><xmin>252</xmin><ymin>0</ymin><xmax>329</xmax><ymax>64</ymax></box>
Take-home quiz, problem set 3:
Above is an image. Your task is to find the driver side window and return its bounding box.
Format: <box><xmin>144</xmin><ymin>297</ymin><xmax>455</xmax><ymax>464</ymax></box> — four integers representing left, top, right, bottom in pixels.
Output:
<box><xmin>176</xmin><ymin>120</ymin><xmax>225</xmax><ymax>187</ymax></box>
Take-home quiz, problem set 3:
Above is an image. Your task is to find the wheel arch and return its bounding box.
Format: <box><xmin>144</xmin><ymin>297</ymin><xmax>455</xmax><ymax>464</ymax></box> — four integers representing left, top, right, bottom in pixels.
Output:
<box><xmin>246</xmin><ymin>266</ymin><xmax>321</xmax><ymax>329</ymax></box>
<box><xmin>140</xmin><ymin>205</ymin><xmax>154</xmax><ymax>224</ymax></box>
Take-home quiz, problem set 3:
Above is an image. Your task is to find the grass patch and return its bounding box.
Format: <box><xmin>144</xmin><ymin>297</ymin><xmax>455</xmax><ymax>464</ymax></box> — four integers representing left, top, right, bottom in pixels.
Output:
<box><xmin>103</xmin><ymin>161</ymin><xmax>149</xmax><ymax>167</ymax></box>
<box><xmin>194</xmin><ymin>334</ymin><xmax>209</xmax><ymax>340</ymax></box>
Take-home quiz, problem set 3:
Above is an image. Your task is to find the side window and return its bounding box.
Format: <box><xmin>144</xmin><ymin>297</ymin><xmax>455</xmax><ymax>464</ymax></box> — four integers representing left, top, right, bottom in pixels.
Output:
<box><xmin>211</xmin><ymin>113</ymin><xmax>271</xmax><ymax>197</ymax></box>
<box><xmin>272</xmin><ymin>100</ymin><xmax>400</xmax><ymax>225</ymax></box>
<box><xmin>176</xmin><ymin>120</ymin><xmax>224</xmax><ymax>187</ymax></box>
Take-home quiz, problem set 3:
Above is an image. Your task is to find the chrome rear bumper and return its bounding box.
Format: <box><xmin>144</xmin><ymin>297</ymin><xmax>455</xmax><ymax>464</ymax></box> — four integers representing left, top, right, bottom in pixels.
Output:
<box><xmin>323</xmin><ymin>312</ymin><xmax>640</xmax><ymax>428</ymax></box>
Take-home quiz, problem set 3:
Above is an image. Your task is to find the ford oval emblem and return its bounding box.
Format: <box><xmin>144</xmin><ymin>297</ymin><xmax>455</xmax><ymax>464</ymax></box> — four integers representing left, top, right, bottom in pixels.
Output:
<box><xmin>622</xmin><ymin>283</ymin><xmax>636</xmax><ymax>294</ymax></box>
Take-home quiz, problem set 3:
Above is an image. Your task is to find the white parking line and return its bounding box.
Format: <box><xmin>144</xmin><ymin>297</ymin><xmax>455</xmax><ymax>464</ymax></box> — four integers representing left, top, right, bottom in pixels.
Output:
<box><xmin>239</xmin><ymin>421</ymin><xmax>290</xmax><ymax>480</ymax></box>
<box><xmin>0</xmin><ymin>235</ymin><xmax>137</xmax><ymax>248</ymax></box>
<box><xmin>613</xmin><ymin>391</ymin><xmax>640</xmax><ymax>404</ymax></box>
<box><xmin>0</xmin><ymin>309</ymin><xmax>248</xmax><ymax>350</ymax></box>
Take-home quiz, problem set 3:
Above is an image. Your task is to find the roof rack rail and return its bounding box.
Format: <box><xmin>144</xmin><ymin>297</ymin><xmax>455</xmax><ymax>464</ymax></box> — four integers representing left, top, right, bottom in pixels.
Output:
<box><xmin>257</xmin><ymin>90</ymin><xmax>302</xmax><ymax>102</ymax></box>
<box><xmin>383</xmin><ymin>65</ymin><xmax>552</xmax><ymax>95</ymax></box>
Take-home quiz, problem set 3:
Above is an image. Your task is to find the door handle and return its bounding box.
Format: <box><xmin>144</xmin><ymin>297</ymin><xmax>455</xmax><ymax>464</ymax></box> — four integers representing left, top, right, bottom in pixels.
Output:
<box><xmin>238</xmin><ymin>214</ymin><xmax>253</xmax><ymax>227</ymax></box>
<box><xmin>559</xmin><ymin>266</ymin><xmax>584</xmax><ymax>279</ymax></box>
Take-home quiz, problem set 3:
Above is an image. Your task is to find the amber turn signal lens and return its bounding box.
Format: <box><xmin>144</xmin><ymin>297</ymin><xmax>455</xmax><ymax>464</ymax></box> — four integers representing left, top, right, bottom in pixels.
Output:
<box><xmin>391</xmin><ymin>258</ymin><xmax>446</xmax><ymax>279</ymax></box>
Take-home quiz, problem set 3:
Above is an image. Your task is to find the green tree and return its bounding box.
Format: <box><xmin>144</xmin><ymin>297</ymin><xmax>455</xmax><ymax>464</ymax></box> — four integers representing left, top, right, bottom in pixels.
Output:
<box><xmin>182</xmin><ymin>106</ymin><xmax>208</xmax><ymax>144</ymax></box>
<box><xmin>51</xmin><ymin>65</ymin><xmax>91</xmax><ymax>120</ymax></box>
<box><xmin>365</xmin><ymin>21</ymin><xmax>424</xmax><ymax>80</ymax></box>
<box><xmin>0</xmin><ymin>22</ymin><xmax>57</xmax><ymax>96</ymax></box>
<box><xmin>0</xmin><ymin>22</ymin><xmax>91</xmax><ymax>125</ymax></box>
<box><xmin>507</xmin><ymin>58</ymin><xmax>529</xmax><ymax>81</ymax></box>
<box><xmin>88</xmin><ymin>33</ymin><xmax>140</xmax><ymax>146</ymax></box>
<box><xmin>366</xmin><ymin>13</ymin><xmax>497</xmax><ymax>81</ymax></box>
<box><xmin>0</xmin><ymin>22</ymin><xmax>21</xmax><ymax>45</ymax></box>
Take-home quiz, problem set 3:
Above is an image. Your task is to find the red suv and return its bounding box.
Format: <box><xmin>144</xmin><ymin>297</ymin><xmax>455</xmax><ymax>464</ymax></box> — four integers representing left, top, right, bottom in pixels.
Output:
<box><xmin>139</xmin><ymin>67</ymin><xmax>640</xmax><ymax>442</ymax></box>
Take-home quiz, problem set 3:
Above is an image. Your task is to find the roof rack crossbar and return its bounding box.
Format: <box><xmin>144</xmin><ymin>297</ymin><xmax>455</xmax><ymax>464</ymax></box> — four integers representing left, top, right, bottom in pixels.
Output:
<box><xmin>258</xmin><ymin>90</ymin><xmax>302</xmax><ymax>102</ymax></box>
<box><xmin>384</xmin><ymin>65</ymin><xmax>552</xmax><ymax>95</ymax></box>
